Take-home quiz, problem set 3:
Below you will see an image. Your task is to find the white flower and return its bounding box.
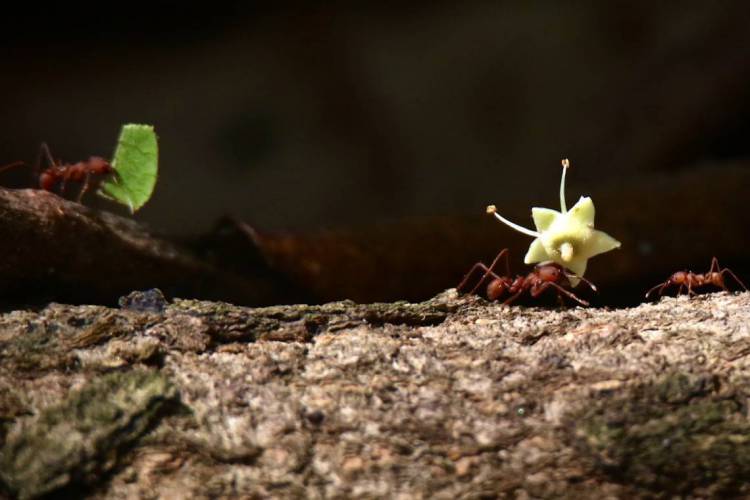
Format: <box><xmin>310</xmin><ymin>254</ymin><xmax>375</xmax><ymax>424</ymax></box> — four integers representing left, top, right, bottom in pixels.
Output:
<box><xmin>487</xmin><ymin>159</ymin><xmax>621</xmax><ymax>286</ymax></box>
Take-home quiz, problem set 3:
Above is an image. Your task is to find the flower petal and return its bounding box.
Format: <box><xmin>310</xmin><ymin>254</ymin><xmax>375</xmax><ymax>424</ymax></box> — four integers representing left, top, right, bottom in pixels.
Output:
<box><xmin>531</xmin><ymin>207</ymin><xmax>560</xmax><ymax>232</ymax></box>
<box><xmin>568</xmin><ymin>196</ymin><xmax>595</xmax><ymax>226</ymax></box>
<box><xmin>565</xmin><ymin>258</ymin><xmax>587</xmax><ymax>287</ymax></box>
<box><xmin>583</xmin><ymin>230</ymin><xmax>622</xmax><ymax>258</ymax></box>
<box><xmin>523</xmin><ymin>238</ymin><xmax>550</xmax><ymax>264</ymax></box>
<box><xmin>566</xmin><ymin>258</ymin><xmax>587</xmax><ymax>277</ymax></box>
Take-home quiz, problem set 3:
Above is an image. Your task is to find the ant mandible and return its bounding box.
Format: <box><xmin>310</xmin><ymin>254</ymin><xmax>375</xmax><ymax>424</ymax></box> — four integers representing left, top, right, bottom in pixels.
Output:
<box><xmin>0</xmin><ymin>143</ymin><xmax>114</xmax><ymax>203</ymax></box>
<box><xmin>645</xmin><ymin>257</ymin><xmax>748</xmax><ymax>299</ymax></box>
<box><xmin>457</xmin><ymin>248</ymin><xmax>596</xmax><ymax>306</ymax></box>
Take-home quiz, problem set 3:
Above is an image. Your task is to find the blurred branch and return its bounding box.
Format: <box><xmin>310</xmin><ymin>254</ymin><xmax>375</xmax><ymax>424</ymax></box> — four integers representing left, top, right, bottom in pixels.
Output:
<box><xmin>2</xmin><ymin>161</ymin><xmax>748</xmax><ymax>308</ymax></box>
<box><xmin>0</xmin><ymin>188</ymin><xmax>286</xmax><ymax>307</ymax></box>
<box><xmin>230</xmin><ymin>162</ymin><xmax>750</xmax><ymax>306</ymax></box>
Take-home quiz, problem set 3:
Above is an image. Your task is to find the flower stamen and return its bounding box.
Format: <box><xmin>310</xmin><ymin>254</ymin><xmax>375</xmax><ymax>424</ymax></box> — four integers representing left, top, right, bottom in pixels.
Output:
<box><xmin>486</xmin><ymin>205</ymin><xmax>540</xmax><ymax>238</ymax></box>
<box><xmin>560</xmin><ymin>158</ymin><xmax>570</xmax><ymax>213</ymax></box>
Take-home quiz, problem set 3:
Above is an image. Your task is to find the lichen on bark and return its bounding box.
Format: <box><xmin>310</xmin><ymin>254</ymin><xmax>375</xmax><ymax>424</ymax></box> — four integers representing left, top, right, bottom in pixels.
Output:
<box><xmin>0</xmin><ymin>370</ymin><xmax>178</xmax><ymax>499</ymax></box>
<box><xmin>572</xmin><ymin>371</ymin><xmax>750</xmax><ymax>496</ymax></box>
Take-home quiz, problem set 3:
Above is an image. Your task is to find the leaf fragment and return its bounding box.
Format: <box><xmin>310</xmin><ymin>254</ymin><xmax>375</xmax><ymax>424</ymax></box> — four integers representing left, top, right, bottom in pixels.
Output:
<box><xmin>99</xmin><ymin>124</ymin><xmax>158</xmax><ymax>212</ymax></box>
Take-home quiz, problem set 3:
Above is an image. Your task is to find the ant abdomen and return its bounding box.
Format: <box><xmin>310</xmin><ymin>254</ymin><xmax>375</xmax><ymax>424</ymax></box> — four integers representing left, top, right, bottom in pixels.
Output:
<box><xmin>39</xmin><ymin>171</ymin><xmax>56</xmax><ymax>190</ymax></box>
<box><xmin>487</xmin><ymin>279</ymin><xmax>508</xmax><ymax>301</ymax></box>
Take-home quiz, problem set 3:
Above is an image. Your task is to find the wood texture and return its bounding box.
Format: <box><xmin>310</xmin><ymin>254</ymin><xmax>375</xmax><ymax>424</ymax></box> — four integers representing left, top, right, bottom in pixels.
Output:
<box><xmin>2</xmin><ymin>290</ymin><xmax>750</xmax><ymax>498</ymax></box>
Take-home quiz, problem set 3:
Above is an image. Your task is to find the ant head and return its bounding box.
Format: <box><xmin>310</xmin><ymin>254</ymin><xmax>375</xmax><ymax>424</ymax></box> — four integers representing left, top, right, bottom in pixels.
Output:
<box><xmin>536</xmin><ymin>263</ymin><xmax>562</xmax><ymax>282</ymax></box>
<box><xmin>88</xmin><ymin>156</ymin><xmax>113</xmax><ymax>174</ymax></box>
<box><xmin>486</xmin><ymin>277</ymin><xmax>510</xmax><ymax>301</ymax></box>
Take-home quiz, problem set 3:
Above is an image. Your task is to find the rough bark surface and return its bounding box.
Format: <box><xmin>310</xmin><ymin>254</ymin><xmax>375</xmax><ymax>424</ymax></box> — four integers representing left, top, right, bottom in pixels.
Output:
<box><xmin>2</xmin><ymin>290</ymin><xmax>750</xmax><ymax>498</ymax></box>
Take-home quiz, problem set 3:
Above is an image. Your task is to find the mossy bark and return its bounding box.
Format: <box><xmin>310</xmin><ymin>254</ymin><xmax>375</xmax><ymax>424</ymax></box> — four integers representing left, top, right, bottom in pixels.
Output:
<box><xmin>2</xmin><ymin>291</ymin><xmax>750</xmax><ymax>498</ymax></box>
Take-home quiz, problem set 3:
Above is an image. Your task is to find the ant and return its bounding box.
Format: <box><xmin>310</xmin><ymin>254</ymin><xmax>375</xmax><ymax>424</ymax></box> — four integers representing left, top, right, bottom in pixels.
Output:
<box><xmin>0</xmin><ymin>143</ymin><xmax>114</xmax><ymax>202</ymax></box>
<box><xmin>645</xmin><ymin>257</ymin><xmax>748</xmax><ymax>299</ymax></box>
<box><xmin>457</xmin><ymin>248</ymin><xmax>596</xmax><ymax>306</ymax></box>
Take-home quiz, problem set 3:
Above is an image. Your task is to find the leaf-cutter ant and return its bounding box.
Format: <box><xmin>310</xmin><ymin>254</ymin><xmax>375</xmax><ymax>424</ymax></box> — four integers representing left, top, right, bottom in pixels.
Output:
<box><xmin>457</xmin><ymin>248</ymin><xmax>596</xmax><ymax>306</ymax></box>
<box><xmin>0</xmin><ymin>143</ymin><xmax>114</xmax><ymax>202</ymax></box>
<box><xmin>645</xmin><ymin>257</ymin><xmax>748</xmax><ymax>299</ymax></box>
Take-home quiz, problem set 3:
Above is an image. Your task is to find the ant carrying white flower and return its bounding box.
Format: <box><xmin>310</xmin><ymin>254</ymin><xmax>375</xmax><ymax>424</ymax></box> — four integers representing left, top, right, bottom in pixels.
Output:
<box><xmin>487</xmin><ymin>159</ymin><xmax>621</xmax><ymax>286</ymax></box>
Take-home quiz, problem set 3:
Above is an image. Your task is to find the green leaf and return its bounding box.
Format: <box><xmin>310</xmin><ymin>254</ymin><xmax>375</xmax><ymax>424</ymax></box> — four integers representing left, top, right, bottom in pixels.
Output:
<box><xmin>98</xmin><ymin>124</ymin><xmax>158</xmax><ymax>213</ymax></box>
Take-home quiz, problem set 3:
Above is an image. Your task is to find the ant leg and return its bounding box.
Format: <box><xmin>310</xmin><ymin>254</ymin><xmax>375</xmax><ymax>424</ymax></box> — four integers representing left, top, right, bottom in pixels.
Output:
<box><xmin>76</xmin><ymin>172</ymin><xmax>91</xmax><ymax>203</ymax></box>
<box><xmin>0</xmin><ymin>161</ymin><xmax>25</xmax><ymax>173</ymax></box>
<box><xmin>456</xmin><ymin>262</ymin><xmax>484</xmax><ymax>293</ymax></box>
<box><xmin>707</xmin><ymin>257</ymin><xmax>748</xmax><ymax>292</ymax></box>
<box><xmin>502</xmin><ymin>290</ymin><xmax>524</xmax><ymax>305</ymax></box>
<box><xmin>709</xmin><ymin>257</ymin><xmax>720</xmax><ymax>274</ymax></box>
<box><xmin>497</xmin><ymin>248</ymin><xmax>511</xmax><ymax>276</ymax></box>
<box><xmin>719</xmin><ymin>267</ymin><xmax>749</xmax><ymax>292</ymax></box>
<box><xmin>457</xmin><ymin>262</ymin><xmax>502</xmax><ymax>295</ymax></box>
<box><xmin>474</xmin><ymin>248</ymin><xmax>513</xmax><ymax>296</ymax></box>
<box><xmin>458</xmin><ymin>249</ymin><xmax>511</xmax><ymax>296</ymax></box>
<box><xmin>533</xmin><ymin>281</ymin><xmax>590</xmax><ymax>306</ymax></box>
<box><xmin>40</xmin><ymin>143</ymin><xmax>54</xmax><ymax>163</ymax></box>
<box><xmin>38</xmin><ymin>143</ymin><xmax>57</xmax><ymax>173</ymax></box>
<box><xmin>484</xmin><ymin>249</ymin><xmax>511</xmax><ymax>278</ymax></box>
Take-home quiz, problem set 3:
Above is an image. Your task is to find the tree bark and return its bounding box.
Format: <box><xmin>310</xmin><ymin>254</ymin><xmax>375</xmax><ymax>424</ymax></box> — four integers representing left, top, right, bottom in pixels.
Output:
<box><xmin>2</xmin><ymin>290</ymin><xmax>750</xmax><ymax>498</ymax></box>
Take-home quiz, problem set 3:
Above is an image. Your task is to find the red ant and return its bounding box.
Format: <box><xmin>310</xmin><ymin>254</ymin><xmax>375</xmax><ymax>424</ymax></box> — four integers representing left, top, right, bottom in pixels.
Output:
<box><xmin>457</xmin><ymin>248</ymin><xmax>596</xmax><ymax>306</ymax></box>
<box><xmin>645</xmin><ymin>257</ymin><xmax>748</xmax><ymax>299</ymax></box>
<box><xmin>0</xmin><ymin>143</ymin><xmax>114</xmax><ymax>202</ymax></box>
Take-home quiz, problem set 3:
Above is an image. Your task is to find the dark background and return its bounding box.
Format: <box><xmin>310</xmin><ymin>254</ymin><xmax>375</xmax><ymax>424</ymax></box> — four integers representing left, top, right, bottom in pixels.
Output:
<box><xmin>1</xmin><ymin>2</ymin><xmax>749</xmax><ymax>305</ymax></box>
